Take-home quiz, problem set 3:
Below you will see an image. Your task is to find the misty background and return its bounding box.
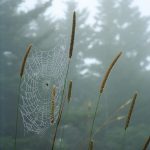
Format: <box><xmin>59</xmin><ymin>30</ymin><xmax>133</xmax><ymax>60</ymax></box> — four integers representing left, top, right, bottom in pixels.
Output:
<box><xmin>0</xmin><ymin>0</ymin><xmax>150</xmax><ymax>149</ymax></box>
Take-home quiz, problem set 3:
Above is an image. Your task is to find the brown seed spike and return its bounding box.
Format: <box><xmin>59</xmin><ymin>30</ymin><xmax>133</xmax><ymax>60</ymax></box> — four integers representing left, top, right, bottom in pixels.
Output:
<box><xmin>125</xmin><ymin>92</ymin><xmax>138</xmax><ymax>130</ymax></box>
<box><xmin>100</xmin><ymin>52</ymin><xmax>122</xmax><ymax>94</ymax></box>
<box><xmin>69</xmin><ymin>11</ymin><xmax>76</xmax><ymax>59</ymax></box>
<box><xmin>20</xmin><ymin>44</ymin><xmax>32</xmax><ymax>78</ymax></box>
<box><xmin>142</xmin><ymin>136</ymin><xmax>150</xmax><ymax>150</ymax></box>
<box><xmin>50</xmin><ymin>85</ymin><xmax>56</xmax><ymax>125</ymax></box>
<box><xmin>67</xmin><ymin>80</ymin><xmax>73</xmax><ymax>102</ymax></box>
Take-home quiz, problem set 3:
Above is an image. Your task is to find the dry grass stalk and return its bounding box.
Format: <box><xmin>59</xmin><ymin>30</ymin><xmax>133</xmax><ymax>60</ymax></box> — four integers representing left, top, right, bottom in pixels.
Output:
<box><xmin>67</xmin><ymin>80</ymin><xmax>72</xmax><ymax>102</ymax></box>
<box><xmin>142</xmin><ymin>136</ymin><xmax>150</xmax><ymax>150</ymax></box>
<box><xmin>100</xmin><ymin>52</ymin><xmax>122</xmax><ymax>94</ymax></box>
<box><xmin>69</xmin><ymin>11</ymin><xmax>76</xmax><ymax>58</ymax></box>
<box><xmin>51</xmin><ymin>99</ymin><xmax>65</xmax><ymax>150</ymax></box>
<box><xmin>89</xmin><ymin>140</ymin><xmax>94</xmax><ymax>150</ymax></box>
<box><xmin>51</xmin><ymin>11</ymin><xmax>76</xmax><ymax>150</ymax></box>
<box><xmin>94</xmin><ymin>99</ymin><xmax>132</xmax><ymax>137</ymax></box>
<box><xmin>94</xmin><ymin>115</ymin><xmax>125</xmax><ymax>137</ymax></box>
<box><xmin>20</xmin><ymin>44</ymin><xmax>32</xmax><ymax>77</ymax></box>
<box><xmin>50</xmin><ymin>85</ymin><xmax>56</xmax><ymax>124</ymax></box>
<box><xmin>125</xmin><ymin>92</ymin><xmax>138</xmax><ymax>130</ymax></box>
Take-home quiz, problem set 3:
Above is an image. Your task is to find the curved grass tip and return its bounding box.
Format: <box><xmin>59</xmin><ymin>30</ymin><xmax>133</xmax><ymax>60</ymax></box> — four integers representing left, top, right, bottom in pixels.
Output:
<box><xmin>100</xmin><ymin>51</ymin><xmax>122</xmax><ymax>94</ymax></box>
<box><xmin>20</xmin><ymin>44</ymin><xmax>32</xmax><ymax>77</ymax></box>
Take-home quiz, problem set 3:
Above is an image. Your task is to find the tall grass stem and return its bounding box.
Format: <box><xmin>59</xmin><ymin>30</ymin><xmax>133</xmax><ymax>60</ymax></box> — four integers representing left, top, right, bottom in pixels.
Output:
<box><xmin>51</xmin><ymin>59</ymin><xmax>70</xmax><ymax>150</ymax></box>
<box><xmin>14</xmin><ymin>78</ymin><xmax>21</xmax><ymax>150</ymax></box>
<box><xmin>88</xmin><ymin>94</ymin><xmax>101</xmax><ymax>150</ymax></box>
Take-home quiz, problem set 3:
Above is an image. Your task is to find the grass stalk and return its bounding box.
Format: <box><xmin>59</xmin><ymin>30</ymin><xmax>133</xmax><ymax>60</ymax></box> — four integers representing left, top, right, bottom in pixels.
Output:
<box><xmin>14</xmin><ymin>78</ymin><xmax>21</xmax><ymax>150</ymax></box>
<box><xmin>51</xmin><ymin>11</ymin><xmax>76</xmax><ymax>150</ymax></box>
<box><xmin>94</xmin><ymin>98</ymin><xmax>131</xmax><ymax>136</ymax></box>
<box><xmin>51</xmin><ymin>60</ymin><xmax>70</xmax><ymax>150</ymax></box>
<box><xmin>88</xmin><ymin>52</ymin><xmax>122</xmax><ymax>149</ymax></box>
<box><xmin>88</xmin><ymin>94</ymin><xmax>101</xmax><ymax>149</ymax></box>
<box><xmin>59</xmin><ymin>80</ymin><xmax>73</xmax><ymax>149</ymax></box>
<box><xmin>14</xmin><ymin>44</ymin><xmax>32</xmax><ymax>150</ymax></box>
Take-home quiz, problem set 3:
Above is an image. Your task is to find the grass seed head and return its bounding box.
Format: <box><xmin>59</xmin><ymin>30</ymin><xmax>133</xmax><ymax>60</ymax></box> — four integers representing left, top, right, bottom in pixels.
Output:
<box><xmin>20</xmin><ymin>44</ymin><xmax>32</xmax><ymax>77</ymax></box>
<box><xmin>69</xmin><ymin>11</ymin><xmax>76</xmax><ymax>59</ymax></box>
<box><xmin>100</xmin><ymin>52</ymin><xmax>122</xmax><ymax>94</ymax></box>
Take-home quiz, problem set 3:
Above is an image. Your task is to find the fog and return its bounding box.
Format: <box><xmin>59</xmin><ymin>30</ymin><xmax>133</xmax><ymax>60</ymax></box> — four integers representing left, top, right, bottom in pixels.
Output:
<box><xmin>0</xmin><ymin>0</ymin><xmax>150</xmax><ymax>149</ymax></box>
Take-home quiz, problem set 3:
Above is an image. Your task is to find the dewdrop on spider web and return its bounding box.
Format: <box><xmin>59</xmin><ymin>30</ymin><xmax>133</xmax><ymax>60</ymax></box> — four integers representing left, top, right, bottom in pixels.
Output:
<box><xmin>19</xmin><ymin>42</ymin><xmax>69</xmax><ymax>134</ymax></box>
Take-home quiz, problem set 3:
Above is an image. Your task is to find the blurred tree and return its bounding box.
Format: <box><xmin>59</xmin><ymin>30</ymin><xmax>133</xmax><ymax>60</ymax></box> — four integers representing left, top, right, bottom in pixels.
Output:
<box><xmin>0</xmin><ymin>0</ymin><xmax>55</xmax><ymax>137</ymax></box>
<box><xmin>79</xmin><ymin>0</ymin><xmax>150</xmax><ymax>114</ymax></box>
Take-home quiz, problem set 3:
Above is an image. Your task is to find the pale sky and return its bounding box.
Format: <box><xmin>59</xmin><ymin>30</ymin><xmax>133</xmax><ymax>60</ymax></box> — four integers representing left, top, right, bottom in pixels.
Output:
<box><xmin>16</xmin><ymin>0</ymin><xmax>150</xmax><ymax>19</ymax></box>
<box><xmin>133</xmin><ymin>0</ymin><xmax>150</xmax><ymax>16</ymax></box>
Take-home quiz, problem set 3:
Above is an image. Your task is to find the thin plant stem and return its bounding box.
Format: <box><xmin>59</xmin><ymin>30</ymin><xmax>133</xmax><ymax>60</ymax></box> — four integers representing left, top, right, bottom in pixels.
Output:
<box><xmin>79</xmin><ymin>99</ymin><xmax>128</xmax><ymax>149</ymax></box>
<box><xmin>51</xmin><ymin>10</ymin><xmax>76</xmax><ymax>149</ymax></box>
<box><xmin>51</xmin><ymin>59</ymin><xmax>70</xmax><ymax>150</ymax></box>
<box><xmin>60</xmin><ymin>59</ymin><xmax>70</xmax><ymax>112</ymax></box>
<box><xmin>88</xmin><ymin>93</ymin><xmax>102</xmax><ymax>150</ymax></box>
<box><xmin>88</xmin><ymin>52</ymin><xmax>122</xmax><ymax>149</ymax></box>
<box><xmin>59</xmin><ymin>98</ymin><xmax>71</xmax><ymax>149</ymax></box>
<box><xmin>14</xmin><ymin>44</ymin><xmax>32</xmax><ymax>150</ymax></box>
<box><xmin>59</xmin><ymin>80</ymin><xmax>73</xmax><ymax>148</ymax></box>
<box><xmin>121</xmin><ymin>129</ymin><xmax>127</xmax><ymax>150</ymax></box>
<box><xmin>94</xmin><ymin>98</ymin><xmax>131</xmax><ymax>136</ymax></box>
<box><xmin>14</xmin><ymin>78</ymin><xmax>21</xmax><ymax>150</ymax></box>
<box><xmin>94</xmin><ymin>116</ymin><xmax>125</xmax><ymax>137</ymax></box>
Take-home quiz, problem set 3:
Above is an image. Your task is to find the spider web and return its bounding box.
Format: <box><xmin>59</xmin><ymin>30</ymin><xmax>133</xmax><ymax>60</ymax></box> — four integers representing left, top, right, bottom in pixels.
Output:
<box><xmin>20</xmin><ymin>43</ymin><xmax>68</xmax><ymax>134</ymax></box>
